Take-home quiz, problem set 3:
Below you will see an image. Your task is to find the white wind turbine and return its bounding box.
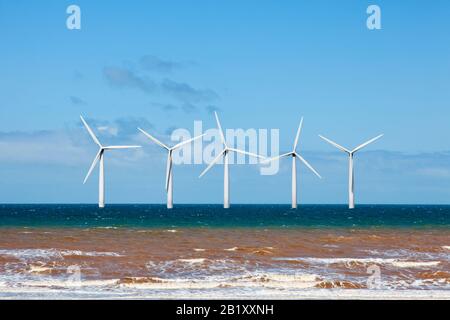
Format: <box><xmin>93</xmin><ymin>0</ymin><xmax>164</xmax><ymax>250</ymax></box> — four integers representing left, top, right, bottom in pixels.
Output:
<box><xmin>80</xmin><ymin>115</ymin><xmax>141</xmax><ymax>208</ymax></box>
<box><xmin>138</xmin><ymin>128</ymin><xmax>205</xmax><ymax>209</ymax></box>
<box><xmin>318</xmin><ymin>133</ymin><xmax>383</xmax><ymax>209</ymax></box>
<box><xmin>263</xmin><ymin>117</ymin><xmax>321</xmax><ymax>209</ymax></box>
<box><xmin>199</xmin><ymin>112</ymin><xmax>263</xmax><ymax>208</ymax></box>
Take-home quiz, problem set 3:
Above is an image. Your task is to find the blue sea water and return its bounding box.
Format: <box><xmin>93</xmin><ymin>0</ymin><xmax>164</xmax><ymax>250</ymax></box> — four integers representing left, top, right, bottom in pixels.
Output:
<box><xmin>0</xmin><ymin>204</ymin><xmax>449</xmax><ymax>228</ymax></box>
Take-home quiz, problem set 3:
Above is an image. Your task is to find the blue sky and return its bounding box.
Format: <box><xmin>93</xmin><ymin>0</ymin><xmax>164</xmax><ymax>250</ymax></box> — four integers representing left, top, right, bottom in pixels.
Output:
<box><xmin>0</xmin><ymin>0</ymin><xmax>450</xmax><ymax>204</ymax></box>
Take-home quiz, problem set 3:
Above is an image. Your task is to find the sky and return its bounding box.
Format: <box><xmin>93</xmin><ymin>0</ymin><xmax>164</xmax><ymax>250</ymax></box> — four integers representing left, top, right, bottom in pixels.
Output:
<box><xmin>0</xmin><ymin>0</ymin><xmax>449</xmax><ymax>204</ymax></box>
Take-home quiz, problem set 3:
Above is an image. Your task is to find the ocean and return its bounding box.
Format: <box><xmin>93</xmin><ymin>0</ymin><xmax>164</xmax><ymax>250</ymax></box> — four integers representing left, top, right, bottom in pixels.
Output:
<box><xmin>0</xmin><ymin>204</ymin><xmax>449</xmax><ymax>299</ymax></box>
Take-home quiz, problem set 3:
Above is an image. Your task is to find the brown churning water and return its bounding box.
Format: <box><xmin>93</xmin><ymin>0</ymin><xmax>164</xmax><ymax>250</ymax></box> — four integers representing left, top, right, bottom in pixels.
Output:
<box><xmin>0</xmin><ymin>227</ymin><xmax>448</xmax><ymax>298</ymax></box>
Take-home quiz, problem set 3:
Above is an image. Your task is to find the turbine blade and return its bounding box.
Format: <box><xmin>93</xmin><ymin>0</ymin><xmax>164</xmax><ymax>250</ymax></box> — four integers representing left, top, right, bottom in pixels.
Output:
<box><xmin>83</xmin><ymin>149</ymin><xmax>102</xmax><ymax>184</ymax></box>
<box><xmin>293</xmin><ymin>117</ymin><xmax>304</xmax><ymax>151</ymax></box>
<box><xmin>318</xmin><ymin>135</ymin><xmax>350</xmax><ymax>153</ymax></box>
<box><xmin>104</xmin><ymin>145</ymin><xmax>141</xmax><ymax>149</ymax></box>
<box><xmin>172</xmin><ymin>133</ymin><xmax>205</xmax><ymax>150</ymax></box>
<box><xmin>295</xmin><ymin>152</ymin><xmax>322</xmax><ymax>179</ymax></box>
<box><xmin>228</xmin><ymin>148</ymin><xmax>264</xmax><ymax>159</ymax></box>
<box><xmin>138</xmin><ymin>128</ymin><xmax>169</xmax><ymax>150</ymax></box>
<box><xmin>165</xmin><ymin>152</ymin><xmax>172</xmax><ymax>191</ymax></box>
<box><xmin>352</xmin><ymin>134</ymin><xmax>384</xmax><ymax>153</ymax></box>
<box><xmin>261</xmin><ymin>152</ymin><xmax>292</xmax><ymax>163</ymax></box>
<box><xmin>199</xmin><ymin>149</ymin><xmax>226</xmax><ymax>178</ymax></box>
<box><xmin>214</xmin><ymin>111</ymin><xmax>226</xmax><ymax>146</ymax></box>
<box><xmin>80</xmin><ymin>115</ymin><xmax>102</xmax><ymax>147</ymax></box>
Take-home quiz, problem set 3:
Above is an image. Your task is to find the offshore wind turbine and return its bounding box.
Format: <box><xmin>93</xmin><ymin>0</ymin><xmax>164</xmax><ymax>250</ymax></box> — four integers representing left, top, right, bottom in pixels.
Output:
<box><xmin>138</xmin><ymin>128</ymin><xmax>205</xmax><ymax>209</ymax></box>
<box><xmin>199</xmin><ymin>112</ymin><xmax>263</xmax><ymax>209</ymax></box>
<box><xmin>318</xmin><ymin>133</ymin><xmax>383</xmax><ymax>209</ymax></box>
<box><xmin>263</xmin><ymin>117</ymin><xmax>321</xmax><ymax>209</ymax></box>
<box><xmin>80</xmin><ymin>115</ymin><xmax>141</xmax><ymax>208</ymax></box>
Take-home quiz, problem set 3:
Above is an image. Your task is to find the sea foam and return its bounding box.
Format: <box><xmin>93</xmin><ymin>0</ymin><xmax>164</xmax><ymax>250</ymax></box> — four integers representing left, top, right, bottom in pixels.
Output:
<box><xmin>273</xmin><ymin>257</ymin><xmax>442</xmax><ymax>268</ymax></box>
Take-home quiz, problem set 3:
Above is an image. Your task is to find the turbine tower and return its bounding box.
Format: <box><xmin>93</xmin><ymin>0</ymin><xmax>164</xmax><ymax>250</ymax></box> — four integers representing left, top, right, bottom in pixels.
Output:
<box><xmin>138</xmin><ymin>128</ymin><xmax>205</xmax><ymax>209</ymax></box>
<box><xmin>263</xmin><ymin>117</ymin><xmax>321</xmax><ymax>208</ymax></box>
<box><xmin>199</xmin><ymin>112</ymin><xmax>263</xmax><ymax>209</ymax></box>
<box><xmin>318</xmin><ymin>133</ymin><xmax>383</xmax><ymax>209</ymax></box>
<box><xmin>80</xmin><ymin>115</ymin><xmax>141</xmax><ymax>208</ymax></box>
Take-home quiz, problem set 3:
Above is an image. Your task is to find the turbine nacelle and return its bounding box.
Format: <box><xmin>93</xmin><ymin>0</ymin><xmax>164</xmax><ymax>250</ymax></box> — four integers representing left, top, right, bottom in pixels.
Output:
<box><xmin>261</xmin><ymin>117</ymin><xmax>321</xmax><ymax>208</ymax></box>
<box><xmin>80</xmin><ymin>115</ymin><xmax>141</xmax><ymax>207</ymax></box>
<box><xmin>82</xmin><ymin>145</ymin><xmax>141</xmax><ymax>185</ymax></box>
<box><xmin>262</xmin><ymin>117</ymin><xmax>322</xmax><ymax>179</ymax></box>
<box><xmin>318</xmin><ymin>134</ymin><xmax>384</xmax><ymax>155</ymax></box>
<box><xmin>138</xmin><ymin>127</ymin><xmax>205</xmax><ymax>209</ymax></box>
<box><xmin>318</xmin><ymin>133</ymin><xmax>384</xmax><ymax>209</ymax></box>
<box><xmin>199</xmin><ymin>112</ymin><xmax>264</xmax><ymax>178</ymax></box>
<box><xmin>199</xmin><ymin>112</ymin><xmax>264</xmax><ymax>208</ymax></box>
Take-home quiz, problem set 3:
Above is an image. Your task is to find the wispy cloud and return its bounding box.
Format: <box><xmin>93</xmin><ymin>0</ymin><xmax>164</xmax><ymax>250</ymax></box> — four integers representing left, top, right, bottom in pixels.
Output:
<box><xmin>181</xmin><ymin>103</ymin><xmax>197</xmax><ymax>113</ymax></box>
<box><xmin>113</xmin><ymin>117</ymin><xmax>154</xmax><ymax>136</ymax></box>
<box><xmin>416</xmin><ymin>167</ymin><xmax>450</xmax><ymax>178</ymax></box>
<box><xmin>164</xmin><ymin>126</ymin><xmax>178</xmax><ymax>136</ymax></box>
<box><xmin>103</xmin><ymin>66</ymin><xmax>157</xmax><ymax>93</ymax></box>
<box><xmin>79</xmin><ymin>116</ymin><xmax>154</xmax><ymax>140</ymax></box>
<box><xmin>0</xmin><ymin>117</ymin><xmax>158</xmax><ymax>167</ymax></box>
<box><xmin>151</xmin><ymin>101</ymin><xmax>207</xmax><ymax>114</ymax></box>
<box><xmin>0</xmin><ymin>130</ymin><xmax>89</xmax><ymax>166</ymax></box>
<box><xmin>160</xmin><ymin>78</ymin><xmax>218</xmax><ymax>103</ymax></box>
<box><xmin>304</xmin><ymin>150</ymin><xmax>450</xmax><ymax>182</ymax></box>
<box><xmin>205</xmin><ymin>105</ymin><xmax>220</xmax><ymax>114</ymax></box>
<box><xmin>69</xmin><ymin>96</ymin><xmax>87</xmax><ymax>106</ymax></box>
<box><xmin>139</xmin><ymin>55</ymin><xmax>182</xmax><ymax>74</ymax></box>
<box><xmin>160</xmin><ymin>103</ymin><xmax>178</xmax><ymax>112</ymax></box>
<box><xmin>73</xmin><ymin>70</ymin><xmax>83</xmax><ymax>81</ymax></box>
<box><xmin>103</xmin><ymin>56</ymin><xmax>219</xmax><ymax>105</ymax></box>
<box><xmin>1</xmin><ymin>122</ymin><xmax>449</xmax><ymax>185</ymax></box>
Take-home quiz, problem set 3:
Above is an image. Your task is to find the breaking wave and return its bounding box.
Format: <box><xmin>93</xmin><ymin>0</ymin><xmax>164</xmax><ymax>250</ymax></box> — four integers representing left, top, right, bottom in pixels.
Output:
<box><xmin>273</xmin><ymin>257</ymin><xmax>442</xmax><ymax>268</ymax></box>
<box><xmin>0</xmin><ymin>249</ymin><xmax>123</xmax><ymax>261</ymax></box>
